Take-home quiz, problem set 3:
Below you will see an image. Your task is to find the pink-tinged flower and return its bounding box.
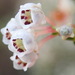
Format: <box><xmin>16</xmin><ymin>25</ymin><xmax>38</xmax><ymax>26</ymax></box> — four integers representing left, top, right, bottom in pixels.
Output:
<box><xmin>46</xmin><ymin>16</ymin><xmax>75</xmax><ymax>40</ymax></box>
<box><xmin>15</xmin><ymin>3</ymin><xmax>46</xmax><ymax>29</ymax></box>
<box><xmin>1</xmin><ymin>18</ymin><xmax>22</xmax><ymax>45</ymax></box>
<box><xmin>8</xmin><ymin>29</ymin><xmax>38</xmax><ymax>57</ymax></box>
<box><xmin>51</xmin><ymin>10</ymin><xmax>69</xmax><ymax>24</ymax></box>
<box><xmin>10</xmin><ymin>52</ymin><xmax>38</xmax><ymax>71</ymax></box>
<box><xmin>45</xmin><ymin>0</ymin><xmax>75</xmax><ymax>40</ymax></box>
<box><xmin>50</xmin><ymin>0</ymin><xmax>74</xmax><ymax>26</ymax></box>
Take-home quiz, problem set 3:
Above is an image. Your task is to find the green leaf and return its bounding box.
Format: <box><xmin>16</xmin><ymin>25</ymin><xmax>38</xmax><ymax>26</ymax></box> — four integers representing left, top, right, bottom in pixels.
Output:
<box><xmin>66</xmin><ymin>37</ymin><xmax>74</xmax><ymax>41</ymax></box>
<box><xmin>73</xmin><ymin>41</ymin><xmax>75</xmax><ymax>45</ymax></box>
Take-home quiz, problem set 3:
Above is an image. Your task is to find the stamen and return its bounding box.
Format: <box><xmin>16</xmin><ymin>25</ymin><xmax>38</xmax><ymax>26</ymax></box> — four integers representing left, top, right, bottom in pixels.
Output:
<box><xmin>24</xmin><ymin>21</ymin><xmax>31</xmax><ymax>25</ymax></box>
<box><xmin>21</xmin><ymin>10</ymin><xmax>25</xmax><ymax>13</ymax></box>
<box><xmin>13</xmin><ymin>39</ymin><xmax>16</xmax><ymax>41</ymax></box>
<box><xmin>16</xmin><ymin>56</ymin><xmax>19</xmax><ymax>59</ymax></box>
<box><xmin>13</xmin><ymin>39</ymin><xmax>26</xmax><ymax>52</ymax></box>
<box><xmin>21</xmin><ymin>9</ymin><xmax>33</xmax><ymax>25</ymax></box>
<box><xmin>15</xmin><ymin>55</ymin><xmax>27</xmax><ymax>66</ymax></box>
<box><xmin>15</xmin><ymin>46</ymin><xmax>18</xmax><ymax>49</ymax></box>
<box><xmin>21</xmin><ymin>16</ymin><xmax>25</xmax><ymax>19</ymax></box>
<box><xmin>6</xmin><ymin>32</ymin><xmax>11</xmax><ymax>40</ymax></box>
<box><xmin>13</xmin><ymin>43</ymin><xmax>16</xmax><ymax>46</ymax></box>
<box><xmin>23</xmin><ymin>63</ymin><xmax>27</xmax><ymax>67</ymax></box>
<box><xmin>6</xmin><ymin>33</ymin><xmax>9</xmax><ymax>36</ymax></box>
<box><xmin>8</xmin><ymin>37</ymin><xmax>11</xmax><ymax>40</ymax></box>
<box><xmin>26</xmin><ymin>10</ymin><xmax>30</xmax><ymax>12</ymax></box>
<box><xmin>17</xmin><ymin>48</ymin><xmax>24</xmax><ymax>52</ymax></box>
<box><xmin>6</xmin><ymin>28</ymin><xmax>8</xmax><ymax>31</ymax></box>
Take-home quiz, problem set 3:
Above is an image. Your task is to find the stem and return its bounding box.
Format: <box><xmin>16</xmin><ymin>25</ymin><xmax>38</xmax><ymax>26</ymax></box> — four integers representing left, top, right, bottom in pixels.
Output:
<box><xmin>35</xmin><ymin>28</ymin><xmax>56</xmax><ymax>38</ymax></box>
<box><xmin>38</xmin><ymin>35</ymin><xmax>57</xmax><ymax>49</ymax></box>
<box><xmin>45</xmin><ymin>16</ymin><xmax>56</xmax><ymax>26</ymax></box>
<box><xmin>31</xmin><ymin>26</ymin><xmax>53</xmax><ymax>31</ymax></box>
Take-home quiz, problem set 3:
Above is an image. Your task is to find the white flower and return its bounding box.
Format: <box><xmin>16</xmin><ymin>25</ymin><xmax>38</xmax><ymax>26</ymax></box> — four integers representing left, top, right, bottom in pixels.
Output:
<box><xmin>10</xmin><ymin>52</ymin><xmax>38</xmax><ymax>71</ymax></box>
<box><xmin>1</xmin><ymin>18</ymin><xmax>22</xmax><ymax>45</ymax></box>
<box><xmin>8</xmin><ymin>29</ymin><xmax>38</xmax><ymax>57</ymax></box>
<box><xmin>15</xmin><ymin>3</ymin><xmax>46</xmax><ymax>29</ymax></box>
<box><xmin>56</xmin><ymin>25</ymin><xmax>74</xmax><ymax>39</ymax></box>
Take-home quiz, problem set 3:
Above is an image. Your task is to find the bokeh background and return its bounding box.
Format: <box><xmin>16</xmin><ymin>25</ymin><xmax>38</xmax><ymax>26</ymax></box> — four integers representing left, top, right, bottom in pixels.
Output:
<box><xmin>0</xmin><ymin>0</ymin><xmax>75</xmax><ymax>75</ymax></box>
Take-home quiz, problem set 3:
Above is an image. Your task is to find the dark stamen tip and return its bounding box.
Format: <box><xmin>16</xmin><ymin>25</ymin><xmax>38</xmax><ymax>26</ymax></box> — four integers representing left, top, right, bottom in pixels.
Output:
<box><xmin>24</xmin><ymin>21</ymin><xmax>31</xmax><ymax>25</ymax></box>
<box><xmin>13</xmin><ymin>39</ymin><xmax>16</xmax><ymax>41</ymax></box>
<box><xmin>6</xmin><ymin>29</ymin><xmax>8</xmax><ymax>31</ymax></box>
<box><xmin>13</xmin><ymin>43</ymin><xmax>16</xmax><ymax>46</ymax></box>
<box><xmin>23</xmin><ymin>63</ymin><xmax>27</xmax><ymax>67</ymax></box>
<box><xmin>15</xmin><ymin>56</ymin><xmax>19</xmax><ymax>59</ymax></box>
<box><xmin>26</xmin><ymin>10</ymin><xmax>30</xmax><ymax>12</ymax></box>
<box><xmin>17</xmin><ymin>48</ymin><xmax>24</xmax><ymax>52</ymax></box>
<box><xmin>21</xmin><ymin>10</ymin><xmax>25</xmax><ymax>13</ymax></box>
<box><xmin>21</xmin><ymin>16</ymin><xmax>25</xmax><ymax>19</ymax></box>
<box><xmin>8</xmin><ymin>37</ymin><xmax>11</xmax><ymax>40</ymax></box>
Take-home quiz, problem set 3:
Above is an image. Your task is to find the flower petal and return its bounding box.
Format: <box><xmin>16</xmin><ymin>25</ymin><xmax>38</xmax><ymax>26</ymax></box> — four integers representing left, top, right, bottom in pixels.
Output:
<box><xmin>8</xmin><ymin>29</ymin><xmax>38</xmax><ymax>57</ymax></box>
<box><xmin>15</xmin><ymin>3</ymin><xmax>46</xmax><ymax>29</ymax></box>
<box><xmin>1</xmin><ymin>18</ymin><xmax>21</xmax><ymax>45</ymax></box>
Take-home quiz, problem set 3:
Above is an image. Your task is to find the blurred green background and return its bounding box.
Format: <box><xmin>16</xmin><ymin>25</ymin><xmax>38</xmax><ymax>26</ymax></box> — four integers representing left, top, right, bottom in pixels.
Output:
<box><xmin>0</xmin><ymin>0</ymin><xmax>75</xmax><ymax>75</ymax></box>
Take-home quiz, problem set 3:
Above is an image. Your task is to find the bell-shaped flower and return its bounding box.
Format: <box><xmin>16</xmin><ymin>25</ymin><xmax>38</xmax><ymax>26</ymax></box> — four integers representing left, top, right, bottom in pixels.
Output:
<box><xmin>56</xmin><ymin>25</ymin><xmax>74</xmax><ymax>40</ymax></box>
<box><xmin>15</xmin><ymin>3</ymin><xmax>46</xmax><ymax>29</ymax></box>
<box><xmin>1</xmin><ymin>18</ymin><xmax>22</xmax><ymax>45</ymax></box>
<box><xmin>10</xmin><ymin>52</ymin><xmax>38</xmax><ymax>71</ymax></box>
<box><xmin>8</xmin><ymin>29</ymin><xmax>38</xmax><ymax>57</ymax></box>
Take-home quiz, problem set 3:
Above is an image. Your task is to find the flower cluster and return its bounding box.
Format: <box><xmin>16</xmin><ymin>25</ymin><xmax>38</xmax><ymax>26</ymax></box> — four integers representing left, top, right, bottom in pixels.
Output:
<box><xmin>1</xmin><ymin>3</ymin><xmax>46</xmax><ymax>71</ymax></box>
<box><xmin>1</xmin><ymin>0</ymin><xmax>75</xmax><ymax>72</ymax></box>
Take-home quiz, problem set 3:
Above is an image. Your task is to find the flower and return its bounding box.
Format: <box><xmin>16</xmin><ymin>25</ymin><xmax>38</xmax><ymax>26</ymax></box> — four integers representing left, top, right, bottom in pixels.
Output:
<box><xmin>1</xmin><ymin>18</ymin><xmax>22</xmax><ymax>45</ymax></box>
<box><xmin>1</xmin><ymin>1</ymin><xmax>75</xmax><ymax>72</ymax></box>
<box><xmin>10</xmin><ymin>52</ymin><xmax>38</xmax><ymax>71</ymax></box>
<box><xmin>56</xmin><ymin>25</ymin><xmax>74</xmax><ymax>39</ymax></box>
<box><xmin>0</xmin><ymin>2</ymin><xmax>48</xmax><ymax>71</ymax></box>
<box><xmin>15</xmin><ymin>3</ymin><xmax>46</xmax><ymax>29</ymax></box>
<box><xmin>8</xmin><ymin>29</ymin><xmax>38</xmax><ymax>57</ymax></box>
<box><xmin>46</xmin><ymin>0</ymin><xmax>75</xmax><ymax>40</ymax></box>
<box><xmin>50</xmin><ymin>0</ymin><xmax>74</xmax><ymax>26</ymax></box>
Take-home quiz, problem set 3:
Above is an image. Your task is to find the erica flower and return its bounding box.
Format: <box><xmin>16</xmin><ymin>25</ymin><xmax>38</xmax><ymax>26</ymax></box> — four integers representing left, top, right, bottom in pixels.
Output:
<box><xmin>0</xmin><ymin>2</ymin><xmax>48</xmax><ymax>71</ymax></box>
<box><xmin>46</xmin><ymin>0</ymin><xmax>75</xmax><ymax>40</ymax></box>
<box><xmin>1</xmin><ymin>18</ymin><xmax>22</xmax><ymax>45</ymax></box>
<box><xmin>8</xmin><ymin>29</ymin><xmax>38</xmax><ymax>57</ymax></box>
<box><xmin>46</xmin><ymin>17</ymin><xmax>75</xmax><ymax>40</ymax></box>
<box><xmin>56</xmin><ymin>25</ymin><xmax>74</xmax><ymax>39</ymax></box>
<box><xmin>50</xmin><ymin>0</ymin><xmax>74</xmax><ymax>26</ymax></box>
<box><xmin>10</xmin><ymin>52</ymin><xmax>38</xmax><ymax>71</ymax></box>
<box><xmin>1</xmin><ymin>1</ymin><xmax>75</xmax><ymax>72</ymax></box>
<box><xmin>15</xmin><ymin>3</ymin><xmax>46</xmax><ymax>29</ymax></box>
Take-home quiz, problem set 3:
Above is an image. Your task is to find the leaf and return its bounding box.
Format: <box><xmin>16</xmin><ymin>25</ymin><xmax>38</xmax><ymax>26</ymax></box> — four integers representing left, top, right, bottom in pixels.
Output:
<box><xmin>73</xmin><ymin>41</ymin><xmax>75</xmax><ymax>45</ymax></box>
<box><xmin>66</xmin><ymin>37</ymin><xmax>74</xmax><ymax>41</ymax></box>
